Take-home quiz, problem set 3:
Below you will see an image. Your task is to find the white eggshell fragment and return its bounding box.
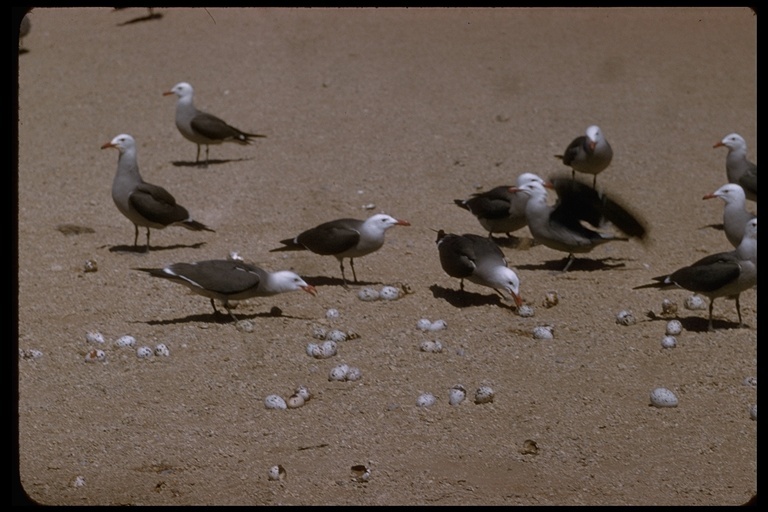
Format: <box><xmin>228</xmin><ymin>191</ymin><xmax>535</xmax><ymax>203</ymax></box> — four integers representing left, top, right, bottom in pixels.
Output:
<box><xmin>532</xmin><ymin>325</ymin><xmax>554</xmax><ymax>340</ymax></box>
<box><xmin>325</xmin><ymin>308</ymin><xmax>340</xmax><ymax>320</ymax></box>
<box><xmin>419</xmin><ymin>340</ymin><xmax>443</xmax><ymax>353</ymax></box>
<box><xmin>236</xmin><ymin>319</ymin><xmax>255</xmax><ymax>333</ymax></box>
<box><xmin>448</xmin><ymin>385</ymin><xmax>466</xmax><ymax>406</ymax></box>
<box><xmin>379</xmin><ymin>286</ymin><xmax>401</xmax><ymax>300</ymax></box>
<box><xmin>84</xmin><ymin>349</ymin><xmax>106</xmax><ymax>363</ymax></box>
<box><xmin>416</xmin><ymin>318</ymin><xmax>433</xmax><ymax>331</ymax></box>
<box><xmin>325</xmin><ymin>329</ymin><xmax>348</xmax><ymax>342</ymax></box>
<box><xmin>264</xmin><ymin>395</ymin><xmax>287</xmax><ymax>410</ymax></box>
<box><xmin>615</xmin><ymin>310</ymin><xmax>637</xmax><ymax>326</ymax></box>
<box><xmin>749</xmin><ymin>404</ymin><xmax>757</xmax><ymax>421</ymax></box>
<box><xmin>474</xmin><ymin>386</ymin><xmax>495</xmax><ymax>404</ymax></box>
<box><xmin>267</xmin><ymin>465</ymin><xmax>287</xmax><ymax>481</ymax></box>
<box><xmin>517</xmin><ymin>304</ymin><xmax>535</xmax><ymax>317</ymax></box>
<box><xmin>85</xmin><ymin>331</ymin><xmax>105</xmax><ymax>344</ymax></box>
<box><xmin>320</xmin><ymin>340</ymin><xmax>338</xmax><ymax>358</ymax></box>
<box><xmin>136</xmin><ymin>346</ymin><xmax>153</xmax><ymax>359</ymax></box>
<box><xmin>416</xmin><ymin>393</ymin><xmax>437</xmax><ymax>407</ymax></box>
<box><xmin>665</xmin><ymin>320</ymin><xmax>683</xmax><ymax>336</ymax></box>
<box><xmin>19</xmin><ymin>349</ymin><xmax>43</xmax><ymax>360</ymax></box>
<box><xmin>661</xmin><ymin>298</ymin><xmax>678</xmax><ymax>315</ymax></box>
<box><xmin>428</xmin><ymin>319</ymin><xmax>447</xmax><ymax>331</ymax></box>
<box><xmin>684</xmin><ymin>295</ymin><xmax>707</xmax><ymax>310</ymax></box>
<box><xmin>306</xmin><ymin>343</ymin><xmax>320</xmax><ymax>358</ymax></box>
<box><xmin>660</xmin><ymin>336</ymin><xmax>677</xmax><ymax>349</ymax></box>
<box><xmin>351</xmin><ymin>464</ymin><xmax>372</xmax><ymax>482</ymax></box>
<box><xmin>742</xmin><ymin>376</ymin><xmax>757</xmax><ymax>388</ymax></box>
<box><xmin>295</xmin><ymin>385</ymin><xmax>312</xmax><ymax>401</ymax></box>
<box><xmin>154</xmin><ymin>343</ymin><xmax>170</xmax><ymax>357</ymax></box>
<box><xmin>329</xmin><ymin>364</ymin><xmax>350</xmax><ymax>382</ymax></box>
<box><xmin>115</xmin><ymin>335</ymin><xmax>136</xmax><ymax>348</ymax></box>
<box><xmin>542</xmin><ymin>290</ymin><xmax>559</xmax><ymax>308</ymax></box>
<box><xmin>311</xmin><ymin>326</ymin><xmax>327</xmax><ymax>340</ymax></box>
<box><xmin>83</xmin><ymin>259</ymin><xmax>98</xmax><ymax>273</ymax></box>
<box><xmin>650</xmin><ymin>387</ymin><xmax>679</xmax><ymax>408</ymax></box>
<box><xmin>345</xmin><ymin>366</ymin><xmax>363</xmax><ymax>381</ymax></box>
<box><xmin>357</xmin><ymin>287</ymin><xmax>380</xmax><ymax>301</ymax></box>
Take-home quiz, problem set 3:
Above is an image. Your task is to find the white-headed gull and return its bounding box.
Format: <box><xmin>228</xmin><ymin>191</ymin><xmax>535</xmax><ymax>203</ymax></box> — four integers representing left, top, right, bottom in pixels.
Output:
<box><xmin>101</xmin><ymin>134</ymin><xmax>214</xmax><ymax>252</ymax></box>
<box><xmin>714</xmin><ymin>133</ymin><xmax>757</xmax><ymax>202</ymax></box>
<box><xmin>135</xmin><ymin>259</ymin><xmax>317</xmax><ymax>322</ymax></box>
<box><xmin>163</xmin><ymin>82</ymin><xmax>266</xmax><ymax>166</ymax></box>
<box><xmin>435</xmin><ymin>230</ymin><xmax>522</xmax><ymax>308</ymax></box>
<box><xmin>454</xmin><ymin>173</ymin><xmax>544</xmax><ymax>238</ymax></box>
<box><xmin>270</xmin><ymin>213</ymin><xmax>411</xmax><ymax>287</ymax></box>
<box><xmin>634</xmin><ymin>218</ymin><xmax>756</xmax><ymax>331</ymax></box>
<box><xmin>703</xmin><ymin>183</ymin><xmax>756</xmax><ymax>248</ymax></box>
<box><xmin>510</xmin><ymin>176</ymin><xmax>647</xmax><ymax>272</ymax></box>
<box><xmin>555</xmin><ymin>125</ymin><xmax>613</xmax><ymax>188</ymax></box>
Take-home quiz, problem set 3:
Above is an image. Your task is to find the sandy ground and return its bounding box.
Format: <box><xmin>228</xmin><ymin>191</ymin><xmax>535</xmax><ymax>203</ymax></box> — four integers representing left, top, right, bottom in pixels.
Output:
<box><xmin>15</xmin><ymin>7</ymin><xmax>756</xmax><ymax>506</ymax></box>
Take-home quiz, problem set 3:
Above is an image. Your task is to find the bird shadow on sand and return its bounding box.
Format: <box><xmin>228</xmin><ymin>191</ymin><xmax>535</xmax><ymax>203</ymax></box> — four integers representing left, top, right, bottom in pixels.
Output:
<box><xmin>488</xmin><ymin>235</ymin><xmax>538</xmax><ymax>250</ymax></box>
<box><xmin>116</xmin><ymin>12</ymin><xmax>163</xmax><ymax>26</ymax></box>
<box><xmin>515</xmin><ymin>256</ymin><xmax>628</xmax><ymax>273</ymax></box>
<box><xmin>171</xmin><ymin>157</ymin><xmax>254</xmax><ymax>168</ymax></box>
<box><xmin>301</xmin><ymin>275</ymin><xmax>383</xmax><ymax>289</ymax></box>
<box><xmin>699</xmin><ymin>222</ymin><xmax>725</xmax><ymax>233</ymax></box>
<box><xmin>105</xmin><ymin>241</ymin><xmax>207</xmax><ymax>254</ymax></box>
<box><xmin>643</xmin><ymin>310</ymin><xmax>748</xmax><ymax>333</ymax></box>
<box><xmin>429</xmin><ymin>284</ymin><xmax>515</xmax><ymax>310</ymax></box>
<box><xmin>141</xmin><ymin>308</ymin><xmax>309</xmax><ymax>326</ymax></box>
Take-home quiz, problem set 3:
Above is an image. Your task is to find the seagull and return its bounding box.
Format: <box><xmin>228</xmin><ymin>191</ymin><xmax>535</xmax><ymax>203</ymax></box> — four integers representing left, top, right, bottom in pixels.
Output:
<box><xmin>435</xmin><ymin>230</ymin><xmax>522</xmax><ymax>308</ymax></box>
<box><xmin>555</xmin><ymin>125</ymin><xmax>613</xmax><ymax>188</ymax></box>
<box><xmin>101</xmin><ymin>133</ymin><xmax>215</xmax><ymax>252</ymax></box>
<box><xmin>163</xmin><ymin>82</ymin><xmax>266</xmax><ymax>166</ymax></box>
<box><xmin>270</xmin><ymin>213</ymin><xmax>410</xmax><ymax>287</ymax></box>
<box><xmin>510</xmin><ymin>176</ymin><xmax>648</xmax><ymax>272</ymax></box>
<box><xmin>714</xmin><ymin>133</ymin><xmax>757</xmax><ymax>202</ymax></box>
<box><xmin>453</xmin><ymin>173</ymin><xmax>545</xmax><ymax>238</ymax></box>
<box><xmin>703</xmin><ymin>183</ymin><xmax>756</xmax><ymax>248</ymax></box>
<box><xmin>634</xmin><ymin>218</ymin><xmax>757</xmax><ymax>331</ymax></box>
<box><xmin>135</xmin><ymin>259</ymin><xmax>317</xmax><ymax>322</ymax></box>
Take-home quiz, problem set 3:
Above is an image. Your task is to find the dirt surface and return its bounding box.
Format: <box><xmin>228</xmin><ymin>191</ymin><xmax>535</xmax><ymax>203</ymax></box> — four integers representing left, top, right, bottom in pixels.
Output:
<box><xmin>15</xmin><ymin>7</ymin><xmax>756</xmax><ymax>506</ymax></box>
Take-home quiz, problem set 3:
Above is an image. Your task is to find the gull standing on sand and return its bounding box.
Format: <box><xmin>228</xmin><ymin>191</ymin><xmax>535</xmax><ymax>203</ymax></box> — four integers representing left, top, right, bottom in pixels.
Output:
<box><xmin>102</xmin><ymin>134</ymin><xmax>214</xmax><ymax>251</ymax></box>
<box><xmin>164</xmin><ymin>82</ymin><xmax>266</xmax><ymax>166</ymax></box>
<box><xmin>634</xmin><ymin>218</ymin><xmax>757</xmax><ymax>331</ymax></box>
<box><xmin>555</xmin><ymin>125</ymin><xmax>613</xmax><ymax>188</ymax></box>
<box><xmin>703</xmin><ymin>183</ymin><xmax>756</xmax><ymax>249</ymax></box>
<box><xmin>135</xmin><ymin>259</ymin><xmax>317</xmax><ymax>322</ymax></box>
<box><xmin>714</xmin><ymin>133</ymin><xmax>757</xmax><ymax>202</ymax></box>
<box><xmin>453</xmin><ymin>173</ymin><xmax>545</xmax><ymax>238</ymax></box>
<box><xmin>270</xmin><ymin>213</ymin><xmax>411</xmax><ymax>287</ymax></box>
<box><xmin>435</xmin><ymin>230</ymin><xmax>523</xmax><ymax>308</ymax></box>
<box><xmin>510</xmin><ymin>176</ymin><xmax>647</xmax><ymax>272</ymax></box>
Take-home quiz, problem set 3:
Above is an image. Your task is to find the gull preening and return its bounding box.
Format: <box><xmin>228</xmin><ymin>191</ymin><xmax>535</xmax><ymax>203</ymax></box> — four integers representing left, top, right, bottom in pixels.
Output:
<box><xmin>164</xmin><ymin>82</ymin><xmax>266</xmax><ymax>166</ymax></box>
<box><xmin>270</xmin><ymin>213</ymin><xmax>411</xmax><ymax>287</ymax></box>
<box><xmin>101</xmin><ymin>133</ymin><xmax>214</xmax><ymax>252</ymax></box>
<box><xmin>135</xmin><ymin>259</ymin><xmax>317</xmax><ymax>322</ymax></box>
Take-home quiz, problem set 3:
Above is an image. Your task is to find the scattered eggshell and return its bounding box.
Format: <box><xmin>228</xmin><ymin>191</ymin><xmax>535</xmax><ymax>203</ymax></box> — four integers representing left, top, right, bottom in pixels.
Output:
<box><xmin>83</xmin><ymin>259</ymin><xmax>98</xmax><ymax>273</ymax></box>
<box><xmin>517</xmin><ymin>304</ymin><xmax>535</xmax><ymax>317</ymax></box>
<box><xmin>650</xmin><ymin>387</ymin><xmax>678</xmax><ymax>408</ymax></box>
<box><xmin>742</xmin><ymin>376</ymin><xmax>757</xmax><ymax>388</ymax></box>
<box><xmin>416</xmin><ymin>318</ymin><xmax>433</xmax><ymax>331</ymax></box>
<box><xmin>136</xmin><ymin>346</ymin><xmax>153</xmax><ymax>359</ymax></box>
<box><xmin>286</xmin><ymin>393</ymin><xmax>305</xmax><ymax>409</ymax></box>
<box><xmin>236</xmin><ymin>319</ymin><xmax>255</xmax><ymax>333</ymax></box>
<box><xmin>357</xmin><ymin>287</ymin><xmax>380</xmax><ymax>301</ymax></box>
<box><xmin>320</xmin><ymin>340</ymin><xmax>338</xmax><ymax>358</ymax></box>
<box><xmin>325</xmin><ymin>329</ymin><xmax>348</xmax><ymax>342</ymax></box>
<box><xmin>84</xmin><ymin>349</ymin><xmax>106</xmax><ymax>363</ymax></box>
<box><xmin>660</xmin><ymin>336</ymin><xmax>677</xmax><ymax>349</ymax></box>
<box><xmin>154</xmin><ymin>343</ymin><xmax>170</xmax><ymax>357</ymax></box>
<box><xmin>542</xmin><ymin>291</ymin><xmax>559</xmax><ymax>308</ymax></box>
<box><xmin>379</xmin><ymin>286</ymin><xmax>401</xmax><ymax>300</ymax></box>
<box><xmin>749</xmin><ymin>404</ymin><xmax>757</xmax><ymax>421</ymax></box>
<box><xmin>615</xmin><ymin>310</ymin><xmax>637</xmax><ymax>326</ymax></box>
<box><xmin>474</xmin><ymin>386</ymin><xmax>495</xmax><ymax>404</ymax></box>
<box><xmin>532</xmin><ymin>325</ymin><xmax>554</xmax><ymax>340</ymax></box>
<box><xmin>325</xmin><ymin>308</ymin><xmax>340</xmax><ymax>320</ymax></box>
<box><xmin>351</xmin><ymin>464</ymin><xmax>372</xmax><ymax>482</ymax></box>
<box><xmin>345</xmin><ymin>366</ymin><xmax>363</xmax><ymax>381</ymax></box>
<box><xmin>419</xmin><ymin>340</ymin><xmax>443</xmax><ymax>353</ymax></box>
<box><xmin>684</xmin><ymin>295</ymin><xmax>707</xmax><ymax>310</ymax></box>
<box><xmin>264</xmin><ymin>395</ymin><xmax>287</xmax><ymax>410</ymax></box>
<box><xmin>665</xmin><ymin>319</ymin><xmax>683</xmax><ymax>336</ymax></box>
<box><xmin>448</xmin><ymin>385</ymin><xmax>466</xmax><ymax>406</ymax></box>
<box><xmin>73</xmin><ymin>475</ymin><xmax>85</xmax><ymax>488</ymax></box>
<box><xmin>267</xmin><ymin>464</ymin><xmax>287</xmax><ymax>481</ymax></box>
<box><xmin>19</xmin><ymin>349</ymin><xmax>43</xmax><ymax>360</ymax></box>
<box><xmin>311</xmin><ymin>326</ymin><xmax>327</xmax><ymax>339</ymax></box>
<box><xmin>329</xmin><ymin>364</ymin><xmax>350</xmax><ymax>382</ymax></box>
<box><xmin>228</xmin><ymin>251</ymin><xmax>244</xmax><ymax>262</ymax></box>
<box><xmin>115</xmin><ymin>335</ymin><xmax>136</xmax><ymax>348</ymax></box>
<box><xmin>661</xmin><ymin>298</ymin><xmax>678</xmax><ymax>315</ymax></box>
<box><xmin>521</xmin><ymin>439</ymin><xmax>539</xmax><ymax>455</ymax></box>
<box><xmin>416</xmin><ymin>393</ymin><xmax>437</xmax><ymax>407</ymax></box>
<box><xmin>428</xmin><ymin>319</ymin><xmax>447</xmax><ymax>331</ymax></box>
<box><xmin>295</xmin><ymin>385</ymin><xmax>312</xmax><ymax>401</ymax></box>
<box><xmin>85</xmin><ymin>331</ymin><xmax>105</xmax><ymax>344</ymax></box>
